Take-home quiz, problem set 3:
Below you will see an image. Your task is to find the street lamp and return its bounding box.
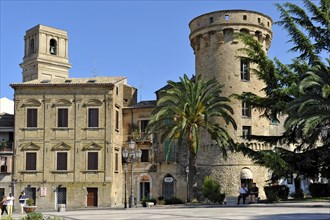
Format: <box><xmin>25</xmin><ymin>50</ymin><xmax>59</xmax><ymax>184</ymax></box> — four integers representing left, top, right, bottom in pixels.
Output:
<box><xmin>123</xmin><ymin>163</ymin><xmax>128</xmax><ymax>208</ymax></box>
<box><xmin>185</xmin><ymin>165</ymin><xmax>189</xmax><ymax>203</ymax></box>
<box><xmin>122</xmin><ymin>140</ymin><xmax>142</xmax><ymax>208</ymax></box>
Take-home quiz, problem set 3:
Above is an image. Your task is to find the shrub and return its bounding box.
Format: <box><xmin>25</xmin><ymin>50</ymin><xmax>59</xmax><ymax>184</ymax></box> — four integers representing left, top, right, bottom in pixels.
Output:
<box><xmin>26</xmin><ymin>198</ymin><xmax>35</xmax><ymax>206</ymax></box>
<box><xmin>164</xmin><ymin>197</ymin><xmax>184</xmax><ymax>204</ymax></box>
<box><xmin>25</xmin><ymin>211</ymin><xmax>43</xmax><ymax>220</ymax></box>
<box><xmin>141</xmin><ymin>198</ymin><xmax>157</xmax><ymax>207</ymax></box>
<box><xmin>201</xmin><ymin>176</ymin><xmax>225</xmax><ymax>204</ymax></box>
<box><xmin>264</xmin><ymin>185</ymin><xmax>289</xmax><ymax>202</ymax></box>
<box><xmin>309</xmin><ymin>183</ymin><xmax>330</xmax><ymax>197</ymax></box>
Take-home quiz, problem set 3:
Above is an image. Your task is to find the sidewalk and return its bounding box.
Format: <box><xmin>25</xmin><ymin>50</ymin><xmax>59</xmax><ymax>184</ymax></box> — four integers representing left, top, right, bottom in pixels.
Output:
<box><xmin>8</xmin><ymin>201</ymin><xmax>330</xmax><ymax>220</ymax></box>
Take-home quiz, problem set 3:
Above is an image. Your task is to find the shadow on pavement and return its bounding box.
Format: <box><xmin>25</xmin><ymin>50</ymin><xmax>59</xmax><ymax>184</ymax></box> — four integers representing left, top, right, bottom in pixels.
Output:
<box><xmin>253</xmin><ymin>213</ymin><xmax>330</xmax><ymax>220</ymax></box>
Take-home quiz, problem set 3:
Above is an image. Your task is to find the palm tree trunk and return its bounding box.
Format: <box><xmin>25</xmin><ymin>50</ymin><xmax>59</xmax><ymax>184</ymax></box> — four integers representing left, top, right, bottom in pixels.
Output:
<box><xmin>188</xmin><ymin>148</ymin><xmax>198</xmax><ymax>202</ymax></box>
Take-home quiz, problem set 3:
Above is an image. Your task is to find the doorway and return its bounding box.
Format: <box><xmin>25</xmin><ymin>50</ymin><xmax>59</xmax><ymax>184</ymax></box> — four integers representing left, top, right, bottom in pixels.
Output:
<box><xmin>57</xmin><ymin>187</ymin><xmax>67</xmax><ymax>205</ymax></box>
<box><xmin>87</xmin><ymin>188</ymin><xmax>98</xmax><ymax>207</ymax></box>
<box><xmin>139</xmin><ymin>175</ymin><xmax>151</xmax><ymax>200</ymax></box>
<box><xmin>163</xmin><ymin>174</ymin><xmax>175</xmax><ymax>199</ymax></box>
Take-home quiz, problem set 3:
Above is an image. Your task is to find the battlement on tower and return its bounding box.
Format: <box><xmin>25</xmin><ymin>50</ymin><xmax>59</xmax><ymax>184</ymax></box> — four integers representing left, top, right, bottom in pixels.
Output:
<box><xmin>189</xmin><ymin>10</ymin><xmax>273</xmax><ymax>51</ymax></box>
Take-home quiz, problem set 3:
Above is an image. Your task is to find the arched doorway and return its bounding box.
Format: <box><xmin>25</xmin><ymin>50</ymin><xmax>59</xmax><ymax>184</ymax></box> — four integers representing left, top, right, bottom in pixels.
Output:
<box><xmin>240</xmin><ymin>167</ymin><xmax>253</xmax><ymax>187</ymax></box>
<box><xmin>139</xmin><ymin>174</ymin><xmax>151</xmax><ymax>200</ymax></box>
<box><xmin>163</xmin><ymin>174</ymin><xmax>175</xmax><ymax>199</ymax></box>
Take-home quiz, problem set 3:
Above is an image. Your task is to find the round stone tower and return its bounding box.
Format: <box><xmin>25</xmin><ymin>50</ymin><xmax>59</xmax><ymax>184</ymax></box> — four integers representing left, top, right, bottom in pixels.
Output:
<box><xmin>189</xmin><ymin>10</ymin><xmax>274</xmax><ymax>198</ymax></box>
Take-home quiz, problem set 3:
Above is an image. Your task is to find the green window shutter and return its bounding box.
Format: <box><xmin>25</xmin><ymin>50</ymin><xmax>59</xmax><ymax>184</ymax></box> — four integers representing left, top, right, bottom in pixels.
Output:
<box><xmin>163</xmin><ymin>139</ymin><xmax>175</xmax><ymax>161</ymax></box>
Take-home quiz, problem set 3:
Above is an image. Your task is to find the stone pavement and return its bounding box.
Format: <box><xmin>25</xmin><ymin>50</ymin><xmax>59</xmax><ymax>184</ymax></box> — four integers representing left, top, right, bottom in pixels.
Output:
<box><xmin>8</xmin><ymin>201</ymin><xmax>330</xmax><ymax>220</ymax></box>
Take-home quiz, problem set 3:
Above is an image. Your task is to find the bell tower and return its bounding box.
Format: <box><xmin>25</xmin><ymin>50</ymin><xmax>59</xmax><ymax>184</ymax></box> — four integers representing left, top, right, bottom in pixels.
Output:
<box><xmin>20</xmin><ymin>25</ymin><xmax>72</xmax><ymax>82</ymax></box>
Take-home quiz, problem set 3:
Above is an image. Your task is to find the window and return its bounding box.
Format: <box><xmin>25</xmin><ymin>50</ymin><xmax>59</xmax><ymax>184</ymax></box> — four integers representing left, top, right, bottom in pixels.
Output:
<box><xmin>57</xmin><ymin>152</ymin><xmax>68</xmax><ymax>170</ymax></box>
<box><xmin>163</xmin><ymin>139</ymin><xmax>175</xmax><ymax>161</ymax></box>
<box><xmin>241</xmin><ymin>60</ymin><xmax>250</xmax><ymax>81</ymax></box>
<box><xmin>116</xmin><ymin>86</ymin><xmax>119</xmax><ymax>95</ymax></box>
<box><xmin>26</xmin><ymin>152</ymin><xmax>37</xmax><ymax>170</ymax></box>
<box><xmin>29</xmin><ymin>38</ymin><xmax>35</xmax><ymax>54</ymax></box>
<box><xmin>50</xmin><ymin>39</ymin><xmax>57</xmax><ymax>55</ymax></box>
<box><xmin>87</xmin><ymin>152</ymin><xmax>98</xmax><ymax>170</ymax></box>
<box><xmin>88</xmin><ymin>108</ymin><xmax>99</xmax><ymax>127</ymax></box>
<box><xmin>258</xmin><ymin>18</ymin><xmax>261</xmax><ymax>23</ymax></box>
<box><xmin>209</xmin><ymin>17</ymin><xmax>213</xmax><ymax>23</ymax></box>
<box><xmin>115</xmin><ymin>153</ymin><xmax>119</xmax><ymax>172</ymax></box>
<box><xmin>243</xmin><ymin>15</ymin><xmax>247</xmax><ymax>20</ymax></box>
<box><xmin>0</xmin><ymin>157</ymin><xmax>7</xmax><ymax>172</ymax></box>
<box><xmin>242</xmin><ymin>102</ymin><xmax>251</xmax><ymax>117</ymax></box>
<box><xmin>115</xmin><ymin>110</ymin><xmax>119</xmax><ymax>131</ymax></box>
<box><xmin>225</xmin><ymin>15</ymin><xmax>229</xmax><ymax>21</ymax></box>
<box><xmin>242</xmin><ymin>126</ymin><xmax>251</xmax><ymax>140</ymax></box>
<box><xmin>140</xmin><ymin>120</ymin><xmax>149</xmax><ymax>133</ymax></box>
<box><xmin>58</xmin><ymin>108</ymin><xmax>68</xmax><ymax>127</ymax></box>
<box><xmin>141</xmin><ymin>149</ymin><xmax>149</xmax><ymax>162</ymax></box>
<box><xmin>27</xmin><ymin>108</ymin><xmax>38</xmax><ymax>128</ymax></box>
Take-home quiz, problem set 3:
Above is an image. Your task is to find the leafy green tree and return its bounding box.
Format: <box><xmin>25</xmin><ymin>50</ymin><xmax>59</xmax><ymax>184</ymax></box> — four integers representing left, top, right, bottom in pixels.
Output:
<box><xmin>235</xmin><ymin>0</ymin><xmax>329</xmax><ymax>191</ymax></box>
<box><xmin>147</xmin><ymin>74</ymin><xmax>237</xmax><ymax>201</ymax></box>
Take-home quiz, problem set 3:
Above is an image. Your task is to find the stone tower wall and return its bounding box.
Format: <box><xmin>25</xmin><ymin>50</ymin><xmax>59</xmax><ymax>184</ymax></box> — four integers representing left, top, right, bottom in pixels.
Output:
<box><xmin>189</xmin><ymin>10</ymin><xmax>273</xmax><ymax>197</ymax></box>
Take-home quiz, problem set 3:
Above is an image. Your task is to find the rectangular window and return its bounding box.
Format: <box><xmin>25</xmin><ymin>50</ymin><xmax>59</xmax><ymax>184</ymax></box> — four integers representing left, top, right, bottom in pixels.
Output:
<box><xmin>88</xmin><ymin>108</ymin><xmax>99</xmax><ymax>127</ymax></box>
<box><xmin>141</xmin><ymin>149</ymin><xmax>149</xmax><ymax>162</ymax></box>
<box><xmin>115</xmin><ymin>110</ymin><xmax>119</xmax><ymax>131</ymax></box>
<box><xmin>242</xmin><ymin>126</ymin><xmax>251</xmax><ymax>140</ymax></box>
<box><xmin>58</xmin><ymin>108</ymin><xmax>68</xmax><ymax>127</ymax></box>
<box><xmin>27</xmin><ymin>109</ymin><xmax>38</xmax><ymax>127</ymax></box>
<box><xmin>163</xmin><ymin>139</ymin><xmax>175</xmax><ymax>161</ymax></box>
<box><xmin>57</xmin><ymin>152</ymin><xmax>68</xmax><ymax>170</ymax></box>
<box><xmin>0</xmin><ymin>157</ymin><xmax>7</xmax><ymax>173</ymax></box>
<box><xmin>26</xmin><ymin>152</ymin><xmax>37</xmax><ymax>170</ymax></box>
<box><xmin>241</xmin><ymin>60</ymin><xmax>250</xmax><ymax>81</ymax></box>
<box><xmin>140</xmin><ymin>120</ymin><xmax>149</xmax><ymax>133</ymax></box>
<box><xmin>88</xmin><ymin>152</ymin><xmax>98</xmax><ymax>170</ymax></box>
<box><xmin>115</xmin><ymin>153</ymin><xmax>119</xmax><ymax>172</ymax></box>
<box><xmin>243</xmin><ymin>15</ymin><xmax>247</xmax><ymax>20</ymax></box>
<box><xmin>242</xmin><ymin>102</ymin><xmax>251</xmax><ymax>117</ymax></box>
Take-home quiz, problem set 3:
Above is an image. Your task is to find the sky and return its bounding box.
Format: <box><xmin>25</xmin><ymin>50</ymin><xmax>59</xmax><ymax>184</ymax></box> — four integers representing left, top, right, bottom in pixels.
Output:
<box><xmin>1</xmin><ymin>0</ymin><xmax>308</xmax><ymax>102</ymax></box>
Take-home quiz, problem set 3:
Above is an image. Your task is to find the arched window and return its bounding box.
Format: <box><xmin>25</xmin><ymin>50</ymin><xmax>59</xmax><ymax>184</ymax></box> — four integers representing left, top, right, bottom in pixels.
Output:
<box><xmin>50</xmin><ymin>39</ymin><xmax>57</xmax><ymax>55</ymax></box>
<box><xmin>29</xmin><ymin>38</ymin><xmax>35</xmax><ymax>54</ymax></box>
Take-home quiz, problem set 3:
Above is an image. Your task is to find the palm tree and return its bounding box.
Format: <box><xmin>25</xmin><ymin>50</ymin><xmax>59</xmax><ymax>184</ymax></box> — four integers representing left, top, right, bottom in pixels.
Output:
<box><xmin>147</xmin><ymin>74</ymin><xmax>237</xmax><ymax>201</ymax></box>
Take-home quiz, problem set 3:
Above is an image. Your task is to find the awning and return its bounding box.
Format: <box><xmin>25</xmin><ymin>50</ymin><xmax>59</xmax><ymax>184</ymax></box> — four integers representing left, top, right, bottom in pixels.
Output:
<box><xmin>240</xmin><ymin>168</ymin><xmax>253</xmax><ymax>179</ymax></box>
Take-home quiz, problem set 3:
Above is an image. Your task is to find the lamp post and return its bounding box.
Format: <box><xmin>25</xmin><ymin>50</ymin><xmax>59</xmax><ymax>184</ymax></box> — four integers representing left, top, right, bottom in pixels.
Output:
<box><xmin>185</xmin><ymin>165</ymin><xmax>189</xmax><ymax>203</ymax></box>
<box><xmin>122</xmin><ymin>140</ymin><xmax>142</xmax><ymax>208</ymax></box>
<box><xmin>123</xmin><ymin>163</ymin><xmax>128</xmax><ymax>209</ymax></box>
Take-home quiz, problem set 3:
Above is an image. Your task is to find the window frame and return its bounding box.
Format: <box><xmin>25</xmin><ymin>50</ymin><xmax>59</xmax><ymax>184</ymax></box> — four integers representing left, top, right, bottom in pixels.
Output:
<box><xmin>242</xmin><ymin>102</ymin><xmax>251</xmax><ymax>118</ymax></box>
<box><xmin>56</xmin><ymin>152</ymin><xmax>68</xmax><ymax>171</ymax></box>
<box><xmin>88</xmin><ymin>108</ymin><xmax>99</xmax><ymax>128</ymax></box>
<box><xmin>26</xmin><ymin>152</ymin><xmax>37</xmax><ymax>171</ymax></box>
<box><xmin>87</xmin><ymin>151</ymin><xmax>98</xmax><ymax>170</ymax></box>
<box><xmin>140</xmin><ymin>149</ymin><xmax>149</xmax><ymax>162</ymax></box>
<box><xmin>57</xmin><ymin>108</ymin><xmax>69</xmax><ymax>128</ymax></box>
<box><xmin>240</xmin><ymin>59</ymin><xmax>250</xmax><ymax>81</ymax></box>
<box><xmin>27</xmin><ymin>108</ymin><xmax>38</xmax><ymax>128</ymax></box>
<box><xmin>242</xmin><ymin>126</ymin><xmax>251</xmax><ymax>140</ymax></box>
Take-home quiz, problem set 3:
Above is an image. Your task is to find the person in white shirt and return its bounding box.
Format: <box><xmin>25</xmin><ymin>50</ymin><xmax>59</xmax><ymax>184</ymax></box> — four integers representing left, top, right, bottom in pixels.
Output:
<box><xmin>6</xmin><ymin>193</ymin><xmax>14</xmax><ymax>216</ymax></box>
<box><xmin>237</xmin><ymin>183</ymin><xmax>249</xmax><ymax>204</ymax></box>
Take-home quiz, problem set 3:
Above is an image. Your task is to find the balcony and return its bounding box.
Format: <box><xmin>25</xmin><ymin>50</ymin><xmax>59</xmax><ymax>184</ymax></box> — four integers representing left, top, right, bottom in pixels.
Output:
<box><xmin>126</xmin><ymin>132</ymin><xmax>153</xmax><ymax>143</ymax></box>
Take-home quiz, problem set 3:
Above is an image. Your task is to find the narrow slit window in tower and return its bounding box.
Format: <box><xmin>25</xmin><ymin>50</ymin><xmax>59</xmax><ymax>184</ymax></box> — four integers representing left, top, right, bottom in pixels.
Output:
<box><xmin>243</xmin><ymin>15</ymin><xmax>247</xmax><ymax>20</ymax></box>
<box><xmin>225</xmin><ymin>15</ymin><xmax>229</xmax><ymax>21</ymax></box>
<box><xmin>209</xmin><ymin>17</ymin><xmax>213</xmax><ymax>23</ymax></box>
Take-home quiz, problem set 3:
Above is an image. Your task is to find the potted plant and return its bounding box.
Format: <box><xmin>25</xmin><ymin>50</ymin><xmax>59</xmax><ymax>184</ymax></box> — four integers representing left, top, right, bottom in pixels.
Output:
<box><xmin>24</xmin><ymin>198</ymin><xmax>37</xmax><ymax>213</ymax></box>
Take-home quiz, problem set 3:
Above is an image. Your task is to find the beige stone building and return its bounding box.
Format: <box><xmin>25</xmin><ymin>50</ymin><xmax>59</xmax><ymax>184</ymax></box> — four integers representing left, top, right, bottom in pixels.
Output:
<box><xmin>10</xmin><ymin>9</ymin><xmax>286</xmax><ymax>209</ymax></box>
<box><xmin>11</xmin><ymin>25</ymin><xmax>137</xmax><ymax>209</ymax></box>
